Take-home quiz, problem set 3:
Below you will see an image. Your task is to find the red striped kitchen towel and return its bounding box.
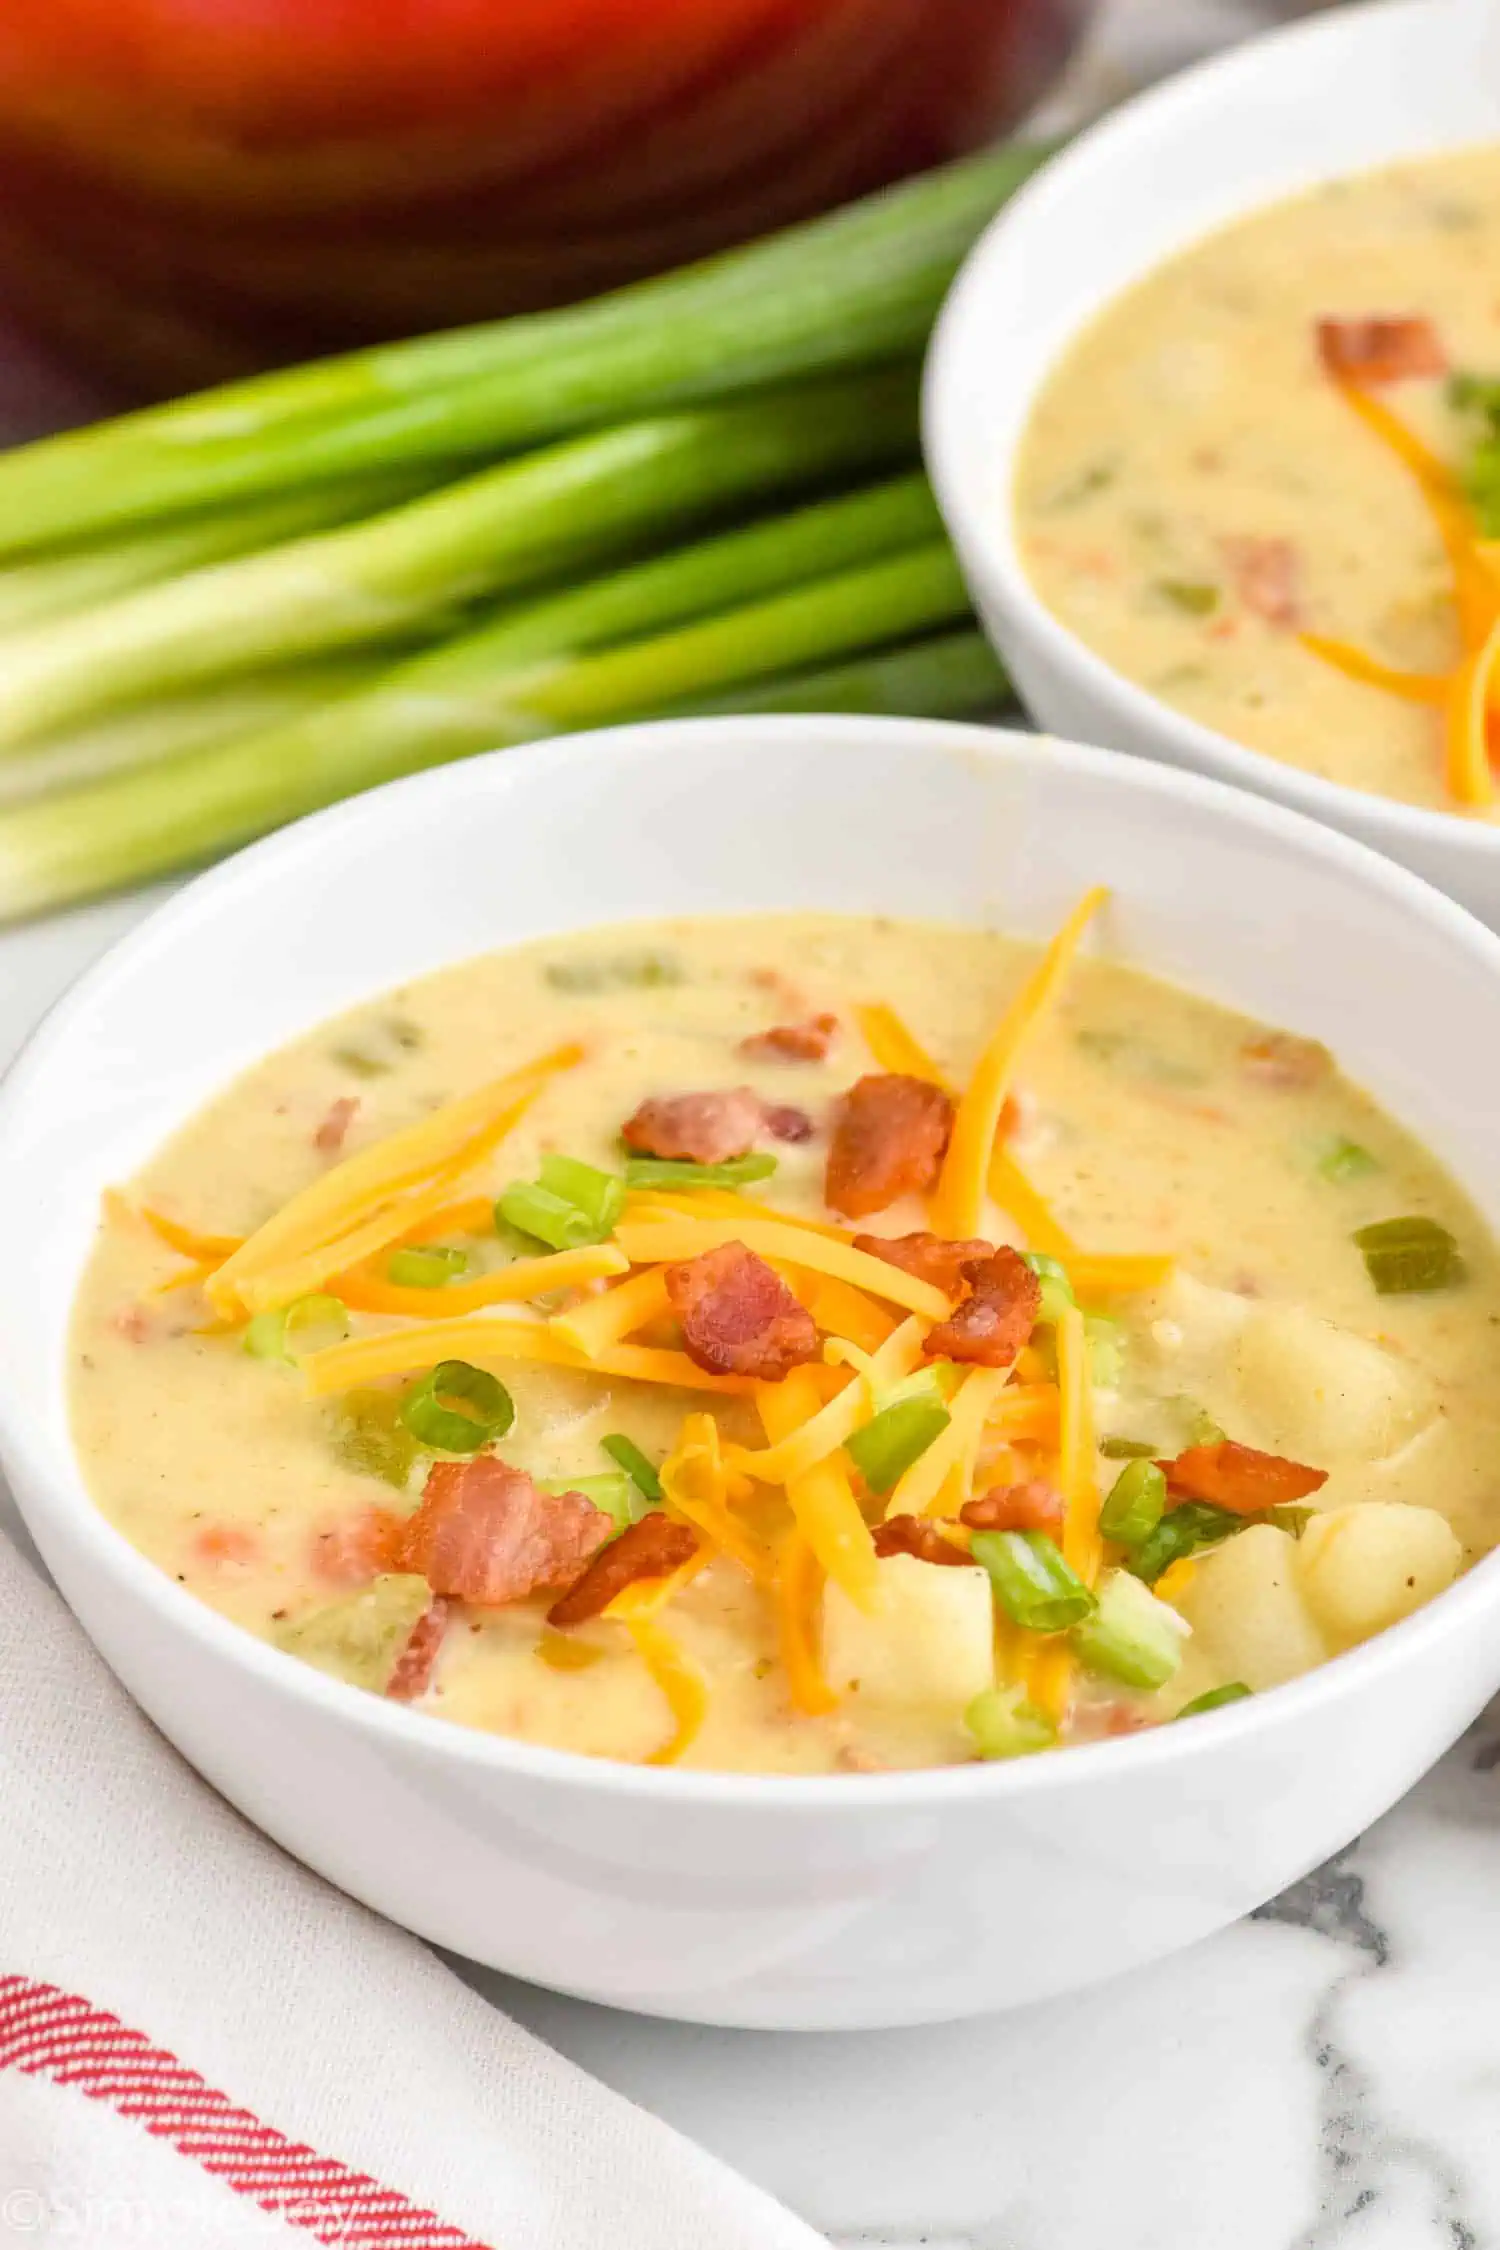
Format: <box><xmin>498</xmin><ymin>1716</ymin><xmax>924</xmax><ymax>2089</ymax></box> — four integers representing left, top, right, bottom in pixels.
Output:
<box><xmin>0</xmin><ymin>1530</ymin><xmax>823</xmax><ymax>2250</ymax></box>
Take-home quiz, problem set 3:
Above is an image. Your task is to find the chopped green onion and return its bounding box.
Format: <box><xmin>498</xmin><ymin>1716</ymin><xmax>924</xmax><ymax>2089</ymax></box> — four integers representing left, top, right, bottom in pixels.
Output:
<box><xmin>600</xmin><ymin>1433</ymin><xmax>664</xmax><ymax>1505</ymax></box>
<box><xmin>244</xmin><ymin>1291</ymin><xmax>349</xmax><ymax>1364</ymax></box>
<box><xmin>538</xmin><ymin>1154</ymin><xmax>626</xmax><ymax>1235</ymax></box>
<box><xmin>1099</xmin><ymin>1436</ymin><xmax>1158</xmax><ymax>1461</ymax></box>
<box><xmin>1178</xmin><ymin>1682</ymin><xmax>1253</xmax><ymax>1718</ymax></box>
<box><xmin>1126</xmin><ymin>1501</ymin><xmax>1244</xmax><ymax>1586</ymax></box>
<box><xmin>622</xmin><ymin>1153</ymin><xmax>779</xmax><ymax>1191</ymax></box>
<box><xmin>539</xmin><ymin>1472</ymin><xmax>641</xmax><ymax>1532</ymax></box>
<box><xmin>1156</xmin><ymin>578</ymin><xmax>1219</xmax><ymax>616</ymax></box>
<box><xmin>330</xmin><ymin>1046</ymin><xmax>390</xmax><ymax>1079</ymax></box>
<box><xmin>1172</xmin><ymin>1396</ymin><xmax>1226</xmax><ymax>1449</ymax></box>
<box><xmin>1021</xmin><ymin>1250</ymin><xmax>1075</xmax><ymax>1326</ymax></box>
<box><xmin>1085</xmin><ymin>1311</ymin><xmax>1126</xmax><ymax>1389</ymax></box>
<box><xmin>1268</xmin><ymin>1504</ymin><xmax>1314</xmax><ymax>1539</ymax></box>
<box><xmin>399</xmin><ymin>1360</ymin><xmax>514</xmax><ymax>1454</ymax></box>
<box><xmin>969</xmin><ymin>1529</ymin><xmax>1097</xmax><ymax>1633</ymax></box>
<box><xmin>1098</xmin><ymin>1458</ymin><xmax>1167</xmax><ymax>1547</ymax></box>
<box><xmin>1315</xmin><ymin>1135</ymin><xmax>1378</xmax><ymax>1184</ymax></box>
<box><xmin>545</xmin><ymin>952</ymin><xmax>684</xmax><ymax>993</ymax></box>
<box><xmin>965</xmin><ymin>1684</ymin><xmax>1056</xmax><ymax>1760</ymax></box>
<box><xmin>334</xmin><ymin>1388</ymin><xmax>421</xmax><ymax>1489</ymax></box>
<box><xmin>845</xmin><ymin>1394</ymin><xmax>951</xmax><ymax>1495</ymax></box>
<box><xmin>1353</xmin><ymin>1216</ymin><xmax>1466</xmax><ymax>1295</ymax></box>
<box><xmin>386</xmin><ymin>1245</ymin><xmax>470</xmax><ymax>1288</ymax></box>
<box><xmin>1072</xmin><ymin>1568</ymin><xmax>1188</xmax><ymax>1691</ymax></box>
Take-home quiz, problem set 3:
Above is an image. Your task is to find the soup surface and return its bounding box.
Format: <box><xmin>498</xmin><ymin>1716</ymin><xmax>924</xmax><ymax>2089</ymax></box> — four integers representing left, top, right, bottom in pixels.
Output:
<box><xmin>1016</xmin><ymin>143</ymin><xmax>1500</xmax><ymax>816</ymax></box>
<box><xmin>71</xmin><ymin>911</ymin><xmax>1500</xmax><ymax>1772</ymax></box>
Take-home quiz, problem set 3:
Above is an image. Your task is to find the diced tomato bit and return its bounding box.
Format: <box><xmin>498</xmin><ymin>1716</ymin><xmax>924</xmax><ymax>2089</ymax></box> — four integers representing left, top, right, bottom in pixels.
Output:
<box><xmin>854</xmin><ymin>1229</ymin><xmax>995</xmax><ymax>1298</ymax></box>
<box><xmin>391</xmin><ymin>1457</ymin><xmax>613</xmax><ymax>1606</ymax></box>
<box><xmin>871</xmin><ymin>1515</ymin><xmax>972</xmax><ymax>1566</ymax></box>
<box><xmin>622</xmin><ymin>1086</ymin><xmax>765</xmax><ymax>1165</ymax></box>
<box><xmin>386</xmin><ymin>1597</ymin><xmax>451</xmax><ymax>1701</ymax></box>
<box><xmin>1161</xmin><ymin>1438</ymin><xmax>1327</xmax><ymax>1515</ymax></box>
<box><xmin>314</xmin><ymin>1095</ymin><xmax>359</xmax><ymax>1154</ymax></box>
<box><xmin>825</xmin><ymin>1073</ymin><xmax>954</xmax><ymax>1219</ymax></box>
<box><xmin>739</xmin><ymin>1013</ymin><xmax>839</xmax><ymax>1063</ymax></box>
<box><xmin>664</xmin><ymin>1241</ymin><xmax>819</xmax><ymax>1380</ymax></box>
<box><xmin>924</xmin><ymin>1246</ymin><xmax>1041</xmax><ymax>1370</ymax></box>
<box><xmin>309</xmin><ymin>1504</ymin><xmax>402</xmax><ymax>1588</ymax></box>
<box><xmin>1239</xmin><ymin>1031</ymin><xmax>1331</xmax><ymax>1089</ymax></box>
<box><xmin>1222</xmin><ymin>535</ymin><xmax>1302</xmax><ymax>628</ymax></box>
<box><xmin>547</xmin><ymin>1515</ymin><xmax>700</xmax><ymax>1627</ymax></box>
<box><xmin>961</xmin><ymin>1479</ymin><xmax>1065</xmax><ymax>1533</ymax></box>
<box><xmin>1316</xmin><ymin>315</ymin><xmax>1447</xmax><ymax>386</ymax></box>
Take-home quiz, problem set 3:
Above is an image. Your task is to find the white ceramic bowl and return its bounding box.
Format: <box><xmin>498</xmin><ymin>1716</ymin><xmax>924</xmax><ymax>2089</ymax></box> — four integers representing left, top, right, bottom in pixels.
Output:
<box><xmin>925</xmin><ymin>0</ymin><xmax>1500</xmax><ymax>926</ymax></box>
<box><xmin>3</xmin><ymin>713</ymin><xmax>1500</xmax><ymax>2031</ymax></box>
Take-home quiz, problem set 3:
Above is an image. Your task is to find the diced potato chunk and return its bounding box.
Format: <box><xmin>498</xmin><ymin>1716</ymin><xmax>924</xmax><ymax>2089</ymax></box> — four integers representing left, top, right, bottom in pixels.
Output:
<box><xmin>275</xmin><ymin>1571</ymin><xmax>432</xmax><ymax>1691</ymax></box>
<box><xmin>1296</xmin><ymin>1503</ymin><xmax>1461</xmax><ymax>1651</ymax></box>
<box><xmin>1178</xmin><ymin>1525</ymin><xmax>1327</xmax><ymax>1691</ymax></box>
<box><xmin>1230</xmin><ymin>1304</ymin><xmax>1432</xmax><ymax>1464</ymax></box>
<box><xmin>822</xmin><ymin>1554</ymin><xmax>994</xmax><ymax>1711</ymax></box>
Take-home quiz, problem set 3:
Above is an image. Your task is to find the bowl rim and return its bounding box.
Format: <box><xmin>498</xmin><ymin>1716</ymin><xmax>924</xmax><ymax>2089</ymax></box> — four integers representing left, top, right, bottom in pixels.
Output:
<box><xmin>923</xmin><ymin>0</ymin><xmax>1500</xmax><ymax>871</ymax></box>
<box><xmin>6</xmin><ymin>710</ymin><xmax>1500</xmax><ymax>1808</ymax></box>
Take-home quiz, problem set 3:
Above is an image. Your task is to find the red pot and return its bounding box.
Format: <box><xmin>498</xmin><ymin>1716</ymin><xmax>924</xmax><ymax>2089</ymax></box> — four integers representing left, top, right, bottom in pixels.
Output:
<box><xmin>0</xmin><ymin>0</ymin><xmax>1090</xmax><ymax>395</ymax></box>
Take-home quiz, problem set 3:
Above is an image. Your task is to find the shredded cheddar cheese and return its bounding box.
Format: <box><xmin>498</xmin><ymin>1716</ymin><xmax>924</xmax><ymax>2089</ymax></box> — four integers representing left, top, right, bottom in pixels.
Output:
<box><xmin>299</xmin><ymin>1316</ymin><xmax>756</xmax><ymax>1398</ymax></box>
<box><xmin>886</xmin><ymin>1365</ymin><xmax>1009</xmax><ymax>1520</ymax></box>
<box><xmin>208</xmin><ymin>1042</ymin><xmax>581</xmax><ymax>1312</ymax></box>
<box><xmin>660</xmin><ymin>1414</ymin><xmax>776</xmax><ymax>1582</ymax></box>
<box><xmin>1023</xmin><ymin>1305</ymin><xmax>1103</xmax><ymax>1730</ymax></box>
<box><xmin>134</xmin><ymin>1203</ymin><xmax>245</xmax><ymax>1263</ymax></box>
<box><xmin>614</xmin><ymin>1217</ymin><xmax>949</xmax><ymax>1321</ymax></box>
<box><xmin>725</xmin><ymin>1317</ymin><xmax>927</xmax><ymax>1486</ymax></box>
<box><xmin>549</xmin><ymin>1266</ymin><xmax>671</xmax><ymax>1357</ymax></box>
<box><xmin>336</xmin><ymin>1242</ymin><xmax>628</xmax><ymax>1319</ymax></box>
<box><xmin>622</xmin><ymin>1618</ymin><xmax>709</xmax><ymax>1765</ymax></box>
<box><xmin>759</xmin><ymin>1368</ymin><xmax>880</xmax><ymax>1609</ymax></box>
<box><xmin>774</xmin><ymin>1528</ymin><xmax>838</xmax><ymax>1716</ymax></box>
<box><xmin>932</xmin><ymin>889</ymin><xmax>1107</xmax><ymax>1239</ymax></box>
<box><xmin>854</xmin><ymin>1003</ymin><xmax>955</xmax><ymax>1091</ymax></box>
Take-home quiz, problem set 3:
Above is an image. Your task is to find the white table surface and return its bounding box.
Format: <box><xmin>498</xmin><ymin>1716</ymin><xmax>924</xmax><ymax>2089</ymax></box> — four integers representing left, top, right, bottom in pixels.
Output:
<box><xmin>9</xmin><ymin>8</ymin><xmax>1498</xmax><ymax>2243</ymax></box>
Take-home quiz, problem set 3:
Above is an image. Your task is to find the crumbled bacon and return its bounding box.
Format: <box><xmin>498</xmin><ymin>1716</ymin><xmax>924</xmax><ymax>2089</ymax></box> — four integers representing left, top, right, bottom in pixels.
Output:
<box><xmin>547</xmin><ymin>1515</ymin><xmax>700</xmax><ymax>1627</ymax></box>
<box><xmin>1222</xmin><ymin>535</ymin><xmax>1302</xmax><ymax>628</ymax></box>
<box><xmin>1161</xmin><ymin>1438</ymin><xmax>1327</xmax><ymax>1515</ymax></box>
<box><xmin>111</xmin><ymin>1303</ymin><xmax>154</xmax><ymax>1343</ymax></box>
<box><xmin>739</xmin><ymin>1013</ymin><xmax>838</xmax><ymax>1063</ymax></box>
<box><xmin>924</xmin><ymin>1246</ymin><xmax>1041</xmax><ymax>1369</ymax></box>
<box><xmin>1239</xmin><ymin>1031</ymin><xmax>1331</xmax><ymax>1090</ymax></box>
<box><xmin>762</xmin><ymin>1103</ymin><xmax>815</xmax><ymax>1144</ymax></box>
<box><xmin>1316</xmin><ymin>315</ymin><xmax>1447</xmax><ymax>387</ymax></box>
<box><xmin>386</xmin><ymin>1597</ymin><xmax>451</xmax><ymax>1701</ymax></box>
<box><xmin>622</xmin><ymin>1086</ymin><xmax>765</xmax><ymax>1165</ymax></box>
<box><xmin>309</xmin><ymin>1505</ymin><xmax>402</xmax><ymax>1588</ymax></box>
<box><xmin>314</xmin><ymin>1095</ymin><xmax>359</xmax><ymax>1154</ymax></box>
<box><xmin>961</xmin><ymin>1479</ymin><xmax>1065</xmax><ymax>1534</ymax></box>
<box><xmin>390</xmin><ymin>1457</ymin><xmax>613</xmax><ymax>1606</ymax></box>
<box><xmin>664</xmin><ymin>1241</ymin><xmax>819</xmax><ymax>1380</ymax></box>
<box><xmin>824</xmin><ymin>1073</ymin><xmax>954</xmax><ymax>1219</ymax></box>
<box><xmin>854</xmin><ymin>1229</ymin><xmax>995</xmax><ymax>1298</ymax></box>
<box><xmin>871</xmin><ymin>1515</ymin><xmax>972</xmax><ymax>1567</ymax></box>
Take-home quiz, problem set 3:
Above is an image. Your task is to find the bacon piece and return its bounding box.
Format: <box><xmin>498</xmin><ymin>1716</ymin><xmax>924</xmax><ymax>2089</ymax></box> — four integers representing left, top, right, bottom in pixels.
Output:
<box><xmin>825</xmin><ymin>1073</ymin><xmax>954</xmax><ymax>1219</ymax></box>
<box><xmin>622</xmin><ymin>1086</ymin><xmax>765</xmax><ymax>1165</ymax></box>
<box><xmin>762</xmin><ymin>1103</ymin><xmax>815</xmax><ymax>1144</ymax></box>
<box><xmin>872</xmin><ymin>1515</ymin><xmax>972</xmax><ymax>1566</ymax></box>
<box><xmin>1239</xmin><ymin>1031</ymin><xmax>1331</xmax><ymax>1090</ymax></box>
<box><xmin>111</xmin><ymin>1303</ymin><xmax>155</xmax><ymax>1343</ymax></box>
<box><xmin>739</xmin><ymin>1013</ymin><xmax>838</xmax><ymax>1063</ymax></box>
<box><xmin>1222</xmin><ymin>535</ymin><xmax>1302</xmax><ymax>628</ymax></box>
<box><xmin>1162</xmin><ymin>1438</ymin><xmax>1327</xmax><ymax>1515</ymax></box>
<box><xmin>547</xmin><ymin>1515</ymin><xmax>700</xmax><ymax>1627</ymax></box>
<box><xmin>924</xmin><ymin>1246</ymin><xmax>1041</xmax><ymax>1369</ymax></box>
<box><xmin>1316</xmin><ymin>315</ymin><xmax>1447</xmax><ymax>387</ymax></box>
<box><xmin>193</xmin><ymin>1523</ymin><xmax>261</xmax><ymax>1567</ymax></box>
<box><xmin>664</xmin><ymin>1241</ymin><xmax>819</xmax><ymax>1379</ymax></box>
<box><xmin>854</xmin><ymin>1229</ymin><xmax>995</xmax><ymax>1298</ymax></box>
<box><xmin>309</xmin><ymin>1504</ymin><xmax>402</xmax><ymax>1588</ymax></box>
<box><xmin>314</xmin><ymin>1095</ymin><xmax>359</xmax><ymax>1154</ymax></box>
<box><xmin>961</xmin><ymin>1479</ymin><xmax>1065</xmax><ymax>1534</ymax></box>
<box><xmin>386</xmin><ymin>1597</ymin><xmax>451</xmax><ymax>1701</ymax></box>
<box><xmin>390</xmin><ymin>1457</ymin><xmax>613</xmax><ymax>1606</ymax></box>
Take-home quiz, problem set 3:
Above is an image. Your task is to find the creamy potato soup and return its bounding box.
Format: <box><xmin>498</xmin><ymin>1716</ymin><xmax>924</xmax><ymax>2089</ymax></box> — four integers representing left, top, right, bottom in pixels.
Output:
<box><xmin>1017</xmin><ymin>143</ymin><xmax>1500</xmax><ymax>816</ymax></box>
<box><xmin>71</xmin><ymin>909</ymin><xmax>1500</xmax><ymax>1773</ymax></box>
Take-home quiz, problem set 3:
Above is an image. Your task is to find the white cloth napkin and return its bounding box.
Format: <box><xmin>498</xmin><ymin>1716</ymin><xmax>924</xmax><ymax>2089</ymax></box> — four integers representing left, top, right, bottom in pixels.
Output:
<box><xmin>0</xmin><ymin>1532</ymin><xmax>825</xmax><ymax>2249</ymax></box>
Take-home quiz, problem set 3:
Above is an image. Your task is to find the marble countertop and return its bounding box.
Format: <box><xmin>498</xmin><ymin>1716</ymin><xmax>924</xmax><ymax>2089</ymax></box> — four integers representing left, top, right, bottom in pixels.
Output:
<box><xmin>3</xmin><ymin>872</ymin><xmax>1498</xmax><ymax>2250</ymax></box>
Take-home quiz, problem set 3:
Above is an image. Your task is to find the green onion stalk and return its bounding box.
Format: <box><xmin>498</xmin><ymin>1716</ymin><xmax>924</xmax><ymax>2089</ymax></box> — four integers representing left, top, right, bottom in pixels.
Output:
<box><xmin>0</xmin><ymin>532</ymin><xmax>994</xmax><ymax>922</ymax></box>
<box><xmin>0</xmin><ymin>142</ymin><xmax>1053</xmax><ymax>554</ymax></box>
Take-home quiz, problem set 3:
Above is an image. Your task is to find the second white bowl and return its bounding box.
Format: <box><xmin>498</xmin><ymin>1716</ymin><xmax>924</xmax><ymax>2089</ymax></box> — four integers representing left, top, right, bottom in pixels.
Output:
<box><xmin>925</xmin><ymin>0</ymin><xmax>1500</xmax><ymax>925</ymax></box>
